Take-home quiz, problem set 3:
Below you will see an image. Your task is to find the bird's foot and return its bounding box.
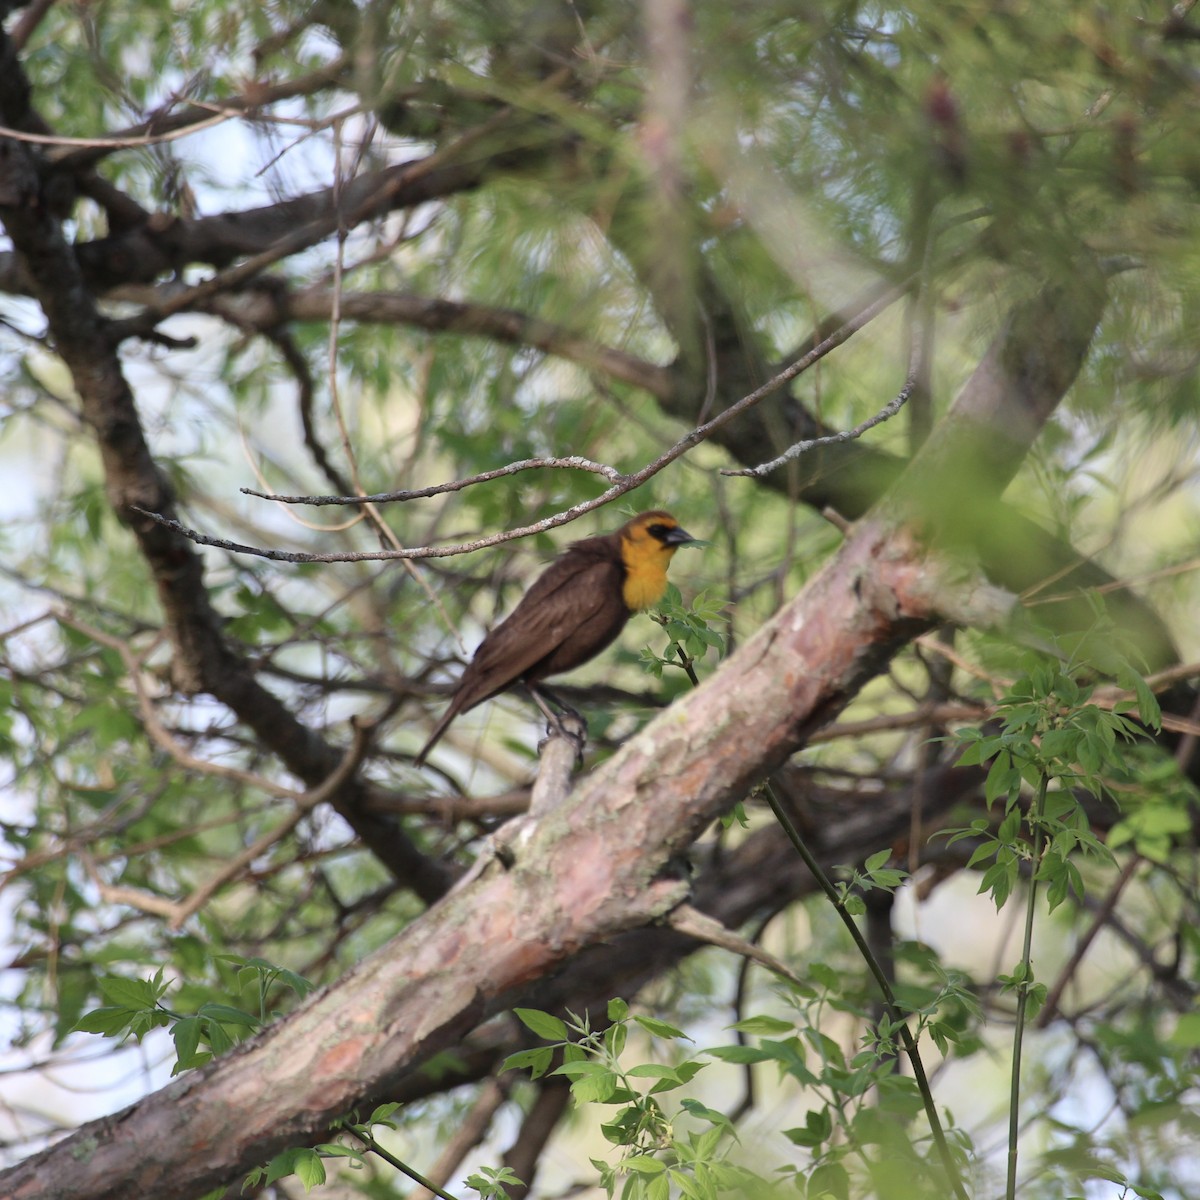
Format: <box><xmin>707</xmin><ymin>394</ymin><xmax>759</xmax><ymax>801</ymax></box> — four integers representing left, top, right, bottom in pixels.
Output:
<box><xmin>540</xmin><ymin>711</ymin><xmax>587</xmax><ymax>761</ymax></box>
<box><xmin>529</xmin><ymin>685</ymin><xmax>587</xmax><ymax>760</ymax></box>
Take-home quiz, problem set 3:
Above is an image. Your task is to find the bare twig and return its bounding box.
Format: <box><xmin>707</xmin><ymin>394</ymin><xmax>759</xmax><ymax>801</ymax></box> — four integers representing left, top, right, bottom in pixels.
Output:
<box><xmin>79</xmin><ymin>858</ymin><xmax>185</xmax><ymax>922</ymax></box>
<box><xmin>0</xmin><ymin>608</ymin><xmax>56</xmax><ymax>641</ymax></box>
<box><xmin>166</xmin><ymin>717</ymin><xmax>376</xmax><ymax>929</ymax></box>
<box><xmin>140</xmin><ymin>284</ymin><xmax>904</xmax><ymax>563</ymax></box>
<box><xmin>1026</xmin><ymin>553</ymin><xmax>1200</xmax><ymax>606</ymax></box>
<box><xmin>49</xmin><ymin>56</ymin><xmax>352</xmax><ymax>167</ymax></box>
<box><xmin>241</xmin><ymin>456</ymin><xmax>624</xmax><ymax>506</ymax></box>
<box><xmin>109</xmin><ymin>106</ymin><xmax>520</xmax><ymax>335</ymax></box>
<box><xmin>318</xmin><ymin>131</ymin><xmax>464</xmax><ymax>652</ymax></box>
<box><xmin>0</xmin><ymin>111</ymin><xmax>234</xmax><ymax>150</ymax></box>
<box><xmin>721</xmin><ymin>371</ymin><xmax>918</xmax><ymax>478</ymax></box>
<box><xmin>207</xmin><ymin>287</ymin><xmax>676</xmax><ymax>398</ymax></box>
<box><xmin>667</xmin><ymin>903</ymin><xmax>803</xmax><ymax>984</ymax></box>
<box><xmin>55</xmin><ymin>612</ymin><xmax>295</xmax><ymax>798</ymax></box>
<box><xmin>1034</xmin><ymin>853</ymin><xmax>1142</xmax><ymax>1029</ymax></box>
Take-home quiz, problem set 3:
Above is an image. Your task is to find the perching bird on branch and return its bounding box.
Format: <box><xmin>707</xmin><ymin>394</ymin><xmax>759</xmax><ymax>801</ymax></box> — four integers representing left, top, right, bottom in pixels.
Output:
<box><xmin>415</xmin><ymin>510</ymin><xmax>696</xmax><ymax>765</ymax></box>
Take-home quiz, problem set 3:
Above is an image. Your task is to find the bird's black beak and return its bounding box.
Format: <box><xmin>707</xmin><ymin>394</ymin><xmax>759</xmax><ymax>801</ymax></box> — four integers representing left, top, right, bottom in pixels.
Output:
<box><xmin>662</xmin><ymin>525</ymin><xmax>696</xmax><ymax>546</ymax></box>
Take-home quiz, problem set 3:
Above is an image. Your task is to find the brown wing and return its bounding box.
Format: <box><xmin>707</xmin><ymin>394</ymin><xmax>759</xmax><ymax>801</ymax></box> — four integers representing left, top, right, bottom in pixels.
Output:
<box><xmin>415</xmin><ymin>536</ymin><xmax>627</xmax><ymax>765</ymax></box>
<box><xmin>460</xmin><ymin>547</ymin><xmax>626</xmax><ymax>703</ymax></box>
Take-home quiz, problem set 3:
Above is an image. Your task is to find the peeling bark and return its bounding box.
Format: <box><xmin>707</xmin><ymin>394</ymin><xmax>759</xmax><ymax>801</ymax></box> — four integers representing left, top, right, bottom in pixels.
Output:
<box><xmin>2</xmin><ymin>516</ymin><xmax>955</xmax><ymax>1200</ymax></box>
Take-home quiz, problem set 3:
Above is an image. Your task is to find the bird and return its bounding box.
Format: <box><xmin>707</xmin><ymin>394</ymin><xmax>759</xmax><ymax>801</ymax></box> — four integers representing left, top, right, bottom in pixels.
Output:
<box><xmin>415</xmin><ymin>510</ymin><xmax>696</xmax><ymax>765</ymax></box>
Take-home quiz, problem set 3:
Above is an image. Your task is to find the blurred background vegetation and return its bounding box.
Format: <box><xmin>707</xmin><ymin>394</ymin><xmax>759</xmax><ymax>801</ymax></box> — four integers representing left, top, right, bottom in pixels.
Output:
<box><xmin>1</xmin><ymin>0</ymin><xmax>1198</xmax><ymax>1196</ymax></box>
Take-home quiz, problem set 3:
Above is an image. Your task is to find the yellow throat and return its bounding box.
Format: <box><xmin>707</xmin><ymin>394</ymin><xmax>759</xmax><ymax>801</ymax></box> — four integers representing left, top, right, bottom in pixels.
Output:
<box><xmin>620</xmin><ymin>523</ymin><xmax>682</xmax><ymax>612</ymax></box>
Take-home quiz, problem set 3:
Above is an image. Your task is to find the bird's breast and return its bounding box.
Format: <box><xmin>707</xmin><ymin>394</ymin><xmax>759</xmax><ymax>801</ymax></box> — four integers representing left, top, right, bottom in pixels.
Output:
<box><xmin>621</xmin><ymin>561</ymin><xmax>669</xmax><ymax>612</ymax></box>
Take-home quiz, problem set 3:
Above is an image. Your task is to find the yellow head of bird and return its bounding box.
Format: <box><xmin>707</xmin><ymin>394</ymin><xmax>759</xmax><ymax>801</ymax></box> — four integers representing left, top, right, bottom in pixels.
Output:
<box><xmin>618</xmin><ymin>510</ymin><xmax>696</xmax><ymax>611</ymax></box>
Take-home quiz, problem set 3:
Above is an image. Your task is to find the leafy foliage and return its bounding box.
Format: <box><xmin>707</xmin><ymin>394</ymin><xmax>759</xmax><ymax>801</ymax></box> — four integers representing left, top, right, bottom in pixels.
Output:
<box><xmin>1</xmin><ymin>0</ymin><xmax>1199</xmax><ymax>1197</ymax></box>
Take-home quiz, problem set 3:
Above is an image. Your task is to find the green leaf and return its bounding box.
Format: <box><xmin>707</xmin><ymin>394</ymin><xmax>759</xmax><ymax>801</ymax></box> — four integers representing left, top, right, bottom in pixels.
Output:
<box><xmin>785</xmin><ymin>1104</ymin><xmax>833</xmax><ymax>1147</ymax></box>
<box><xmin>966</xmin><ymin>840</ymin><xmax>999</xmax><ymax>869</ymax></box>
<box><xmin>97</xmin><ymin>975</ymin><xmax>160</xmax><ymax>1010</ymax></box>
<box><xmin>1118</xmin><ymin>666</ymin><xmax>1162</xmax><ymax>731</ymax></box>
<box><xmin>73</xmin><ymin>1006</ymin><xmax>135</xmax><ymax>1037</ymax></box>
<box><xmin>293</xmin><ymin>1149</ymin><xmax>326</xmax><ymax>1192</ymax></box>
<box><xmin>645</xmin><ymin>1172</ymin><xmax>670</xmax><ymax>1200</ymax></box>
<box><xmin>626</xmin><ymin>1063</ymin><xmax>680</xmax><ymax>1080</ymax></box>
<box><xmin>1168</xmin><ymin>1012</ymin><xmax>1200</xmax><ymax>1047</ymax></box>
<box><xmin>808</xmin><ymin>962</ymin><xmax>840</xmax><ymax>990</ymax></box>
<box><xmin>263</xmin><ymin>1148</ymin><xmax>304</xmax><ymax>1186</ymax></box>
<box><xmin>563</xmin><ymin>1066</ymin><xmax>619</xmax><ymax>1104</ymax></box>
<box><xmin>623</xmin><ymin>1155</ymin><xmax>666</xmax><ymax>1176</ymax></box>
<box><xmin>275</xmin><ymin>968</ymin><xmax>316</xmax><ymax>999</ymax></box>
<box><xmin>678</xmin><ymin>1098</ymin><xmax>733</xmax><ymax>1132</ymax></box>
<box><xmin>196</xmin><ymin>1002</ymin><xmax>261</xmax><ymax>1028</ymax></box>
<box><xmin>808</xmin><ymin>1160</ymin><xmax>850</xmax><ymax>1200</ymax></box>
<box><xmin>607</xmin><ymin>998</ymin><xmax>629</xmax><ymax>1022</ymax></box>
<box><xmin>758</xmin><ymin>1038</ymin><xmax>816</xmax><ymax>1083</ymax></box>
<box><xmin>631</xmin><ymin>1015</ymin><xmax>689</xmax><ymax>1041</ymax></box>
<box><xmin>605</xmin><ymin>1019</ymin><xmax>627</xmax><ymax>1060</ymax></box>
<box><xmin>170</xmin><ymin>1050</ymin><xmax>212</xmax><ymax>1077</ymax></box>
<box><xmin>203</xmin><ymin>1018</ymin><xmax>236</xmax><ymax>1055</ymax></box>
<box><xmin>171</xmin><ymin>1015</ymin><xmax>201</xmax><ymax>1063</ymax></box>
<box><xmin>705</xmin><ymin>1044</ymin><xmax>773</xmax><ymax>1064</ymax></box>
<box><xmin>720</xmin><ymin>800</ymin><xmax>749</xmax><ymax>829</ymax></box>
<box><xmin>514</xmin><ymin>1008</ymin><xmax>568</xmax><ymax>1041</ymax></box>
<box><xmin>500</xmin><ymin>1046</ymin><xmax>554</xmax><ymax>1077</ymax></box>
<box><xmin>553</xmin><ymin>1059</ymin><xmax>610</xmax><ymax>1079</ymax></box>
<box><xmin>864</xmin><ymin>849</ymin><xmax>892</xmax><ymax>872</ymax></box>
<box><xmin>367</xmin><ymin>1102</ymin><xmax>401</xmax><ymax>1127</ymax></box>
<box><xmin>730</xmin><ymin>1014</ymin><xmax>794</xmax><ymax>1036</ymax></box>
<box><xmin>466</xmin><ymin>1165</ymin><xmax>525</xmax><ymax>1198</ymax></box>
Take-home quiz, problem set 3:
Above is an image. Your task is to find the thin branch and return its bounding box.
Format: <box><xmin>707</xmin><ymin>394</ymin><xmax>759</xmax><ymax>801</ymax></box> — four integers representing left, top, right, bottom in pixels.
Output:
<box><xmin>241</xmin><ymin>456</ymin><xmax>624</xmax><ymax>506</ymax></box>
<box><xmin>0</xmin><ymin>607</ymin><xmax>56</xmax><ymax>641</ymax></box>
<box><xmin>141</xmin><ymin>283</ymin><xmax>905</xmax><ymax>562</ymax></box>
<box><xmin>667</xmin><ymin>903</ymin><xmax>803</xmax><ymax>984</ymax></box>
<box><xmin>763</xmin><ymin>784</ymin><xmax>970</xmax><ymax>1200</ymax></box>
<box><xmin>78</xmin><ymin>858</ymin><xmax>184</xmax><ymax>921</ymax></box>
<box><xmin>108</xmin><ymin>106</ymin><xmax>522</xmax><ymax>337</ymax></box>
<box><xmin>1026</xmin><ymin>552</ymin><xmax>1200</xmax><ymax>606</ymax></box>
<box><xmin>48</xmin><ymin>55</ymin><xmax>352</xmax><ymax>168</ymax></box>
<box><xmin>406</xmin><ymin>1080</ymin><xmax>507</xmax><ymax>1200</ymax></box>
<box><xmin>317</xmin><ymin>135</ymin><xmax>465</xmax><ymax>653</ymax></box>
<box><xmin>263</xmin><ymin>326</ymin><xmax>355</xmax><ymax>497</ymax></box>
<box><xmin>55</xmin><ymin>612</ymin><xmax>295</xmax><ymax>798</ymax></box>
<box><xmin>352</xmin><ymin>1129</ymin><xmax>463</xmax><ymax>1200</ymax></box>
<box><xmin>9</xmin><ymin>0</ymin><xmax>59</xmax><ymax>52</ymax></box>
<box><xmin>721</xmin><ymin>371</ymin><xmax>918</xmax><ymax>478</ymax></box>
<box><xmin>1006</xmin><ymin>774</ymin><xmax>1050</xmax><ymax>1200</ymax></box>
<box><xmin>0</xmin><ymin>110</ymin><xmax>234</xmax><ymax>150</ymax></box>
<box><xmin>500</xmin><ymin>1078</ymin><xmax>571</xmax><ymax>1200</ymax></box>
<box><xmin>209</xmin><ymin>287</ymin><xmax>677</xmax><ymax>398</ymax></box>
<box><xmin>166</xmin><ymin>717</ymin><xmax>376</xmax><ymax>930</ymax></box>
<box><xmin>1034</xmin><ymin>853</ymin><xmax>1142</xmax><ymax>1029</ymax></box>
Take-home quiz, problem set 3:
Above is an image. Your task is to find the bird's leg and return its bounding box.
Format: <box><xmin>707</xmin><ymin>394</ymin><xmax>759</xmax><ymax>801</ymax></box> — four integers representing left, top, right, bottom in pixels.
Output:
<box><xmin>529</xmin><ymin>685</ymin><xmax>587</xmax><ymax>758</ymax></box>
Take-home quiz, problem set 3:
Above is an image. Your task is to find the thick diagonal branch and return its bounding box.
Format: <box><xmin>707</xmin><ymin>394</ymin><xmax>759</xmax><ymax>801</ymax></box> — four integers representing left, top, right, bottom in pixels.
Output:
<box><xmin>0</xmin><ymin>250</ymin><xmax>1114</xmax><ymax>1199</ymax></box>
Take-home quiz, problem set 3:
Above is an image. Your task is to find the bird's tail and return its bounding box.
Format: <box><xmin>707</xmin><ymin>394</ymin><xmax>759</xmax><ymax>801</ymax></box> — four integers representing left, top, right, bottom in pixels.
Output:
<box><xmin>414</xmin><ymin>704</ymin><xmax>458</xmax><ymax>767</ymax></box>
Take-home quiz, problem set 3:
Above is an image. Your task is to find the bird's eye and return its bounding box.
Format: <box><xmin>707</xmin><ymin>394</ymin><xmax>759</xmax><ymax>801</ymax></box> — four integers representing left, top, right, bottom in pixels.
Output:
<box><xmin>647</xmin><ymin>523</ymin><xmax>671</xmax><ymax>539</ymax></box>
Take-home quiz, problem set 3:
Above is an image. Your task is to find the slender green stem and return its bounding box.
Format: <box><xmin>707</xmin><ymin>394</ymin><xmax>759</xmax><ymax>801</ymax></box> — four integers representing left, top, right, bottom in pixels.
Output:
<box><xmin>764</xmin><ymin>785</ymin><xmax>969</xmax><ymax>1200</ymax></box>
<box><xmin>659</xmin><ymin>628</ymin><xmax>702</xmax><ymax>687</ymax></box>
<box><xmin>1006</xmin><ymin>773</ymin><xmax>1050</xmax><ymax>1200</ymax></box>
<box><xmin>354</xmin><ymin>1127</ymin><xmax>462</xmax><ymax>1200</ymax></box>
<box><xmin>661</xmin><ymin>629</ymin><xmax>966</xmax><ymax>1197</ymax></box>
